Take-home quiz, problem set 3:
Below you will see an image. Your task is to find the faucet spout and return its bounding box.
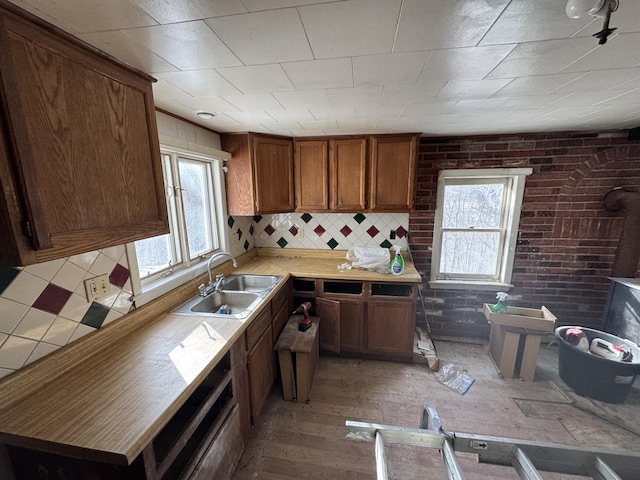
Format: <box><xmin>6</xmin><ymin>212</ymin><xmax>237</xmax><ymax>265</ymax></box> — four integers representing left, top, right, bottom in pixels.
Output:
<box><xmin>206</xmin><ymin>252</ymin><xmax>238</xmax><ymax>290</ymax></box>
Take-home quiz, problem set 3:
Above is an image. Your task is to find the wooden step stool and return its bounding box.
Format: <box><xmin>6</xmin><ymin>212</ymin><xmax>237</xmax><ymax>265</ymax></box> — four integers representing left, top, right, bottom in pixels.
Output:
<box><xmin>274</xmin><ymin>315</ymin><xmax>320</xmax><ymax>402</ymax></box>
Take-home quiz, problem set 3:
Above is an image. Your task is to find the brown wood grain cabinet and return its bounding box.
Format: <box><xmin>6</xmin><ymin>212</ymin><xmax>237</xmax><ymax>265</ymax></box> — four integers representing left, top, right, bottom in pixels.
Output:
<box><xmin>0</xmin><ymin>2</ymin><xmax>168</xmax><ymax>266</ymax></box>
<box><xmin>294</xmin><ymin>140</ymin><xmax>329</xmax><ymax>211</ymax></box>
<box><xmin>330</xmin><ymin>138</ymin><xmax>368</xmax><ymax>211</ymax></box>
<box><xmin>369</xmin><ymin>135</ymin><xmax>418</xmax><ymax>211</ymax></box>
<box><xmin>221</xmin><ymin>133</ymin><xmax>294</xmax><ymax>215</ymax></box>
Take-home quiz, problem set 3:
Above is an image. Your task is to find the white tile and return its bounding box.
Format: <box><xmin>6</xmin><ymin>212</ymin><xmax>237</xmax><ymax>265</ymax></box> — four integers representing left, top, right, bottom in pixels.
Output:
<box><xmin>273</xmin><ymin>90</ymin><xmax>331</xmax><ymax>110</ymax></box>
<box><xmin>123</xmin><ymin>21</ymin><xmax>242</xmax><ymax>70</ymax></box>
<box><xmin>13</xmin><ymin>309</ymin><xmax>56</xmax><ymax>341</ymax></box>
<box><xmin>112</xmin><ymin>291</ymin><xmax>134</xmax><ymax>315</ymax></box>
<box><xmin>157</xmin><ymin>70</ymin><xmax>242</xmax><ymax>97</ymax></box>
<box><xmin>89</xmin><ymin>253</ymin><xmax>117</xmax><ymax>277</ymax></box>
<box><xmin>282</xmin><ymin>58</ymin><xmax>354</xmax><ymax>90</ymax></box>
<box><xmin>0</xmin><ymin>297</ymin><xmax>30</xmax><ymax>335</ymax></box>
<box><xmin>299</xmin><ymin>0</ymin><xmax>402</xmax><ymax>58</ymax></box>
<box><xmin>68</xmin><ymin>250</ymin><xmax>100</xmax><ymax>271</ymax></box>
<box><xmin>217</xmin><ymin>65</ymin><xmax>294</xmax><ymax>94</ymax></box>
<box><xmin>437</xmin><ymin>79</ymin><xmax>513</xmax><ymax>101</ymax></box>
<box><xmin>0</xmin><ymin>368</ymin><xmax>13</xmax><ymax>380</ymax></box>
<box><xmin>355</xmin><ymin>105</ymin><xmax>404</xmax><ymax>118</ymax></box>
<box><xmin>207</xmin><ymin>9</ymin><xmax>313</xmax><ymax>65</ymax></box>
<box><xmin>25</xmin><ymin>342</ymin><xmax>59</xmax><ymax>365</ymax></box>
<box><xmin>43</xmin><ymin>317</ymin><xmax>80</xmax><ymax>347</ymax></box>
<box><xmin>222</xmin><ymin>93</ymin><xmax>285</xmax><ymax>112</ymax></box>
<box><xmin>172</xmin><ymin>95</ymin><xmax>241</xmax><ymax>114</ymax></box>
<box><xmin>308</xmin><ymin>107</ymin><xmax>355</xmax><ymax>121</ymax></box>
<box><xmin>419</xmin><ymin>45</ymin><xmax>516</xmax><ymax>82</ymax></box>
<box><xmin>51</xmin><ymin>261</ymin><xmax>86</xmax><ymax>292</ymax></box>
<box><xmin>492</xmin><ymin>94</ymin><xmax>570</xmax><ymax>111</ymax></box>
<box><xmin>561</xmin><ymin>32</ymin><xmax>640</xmax><ymax>73</ymax></box>
<box><xmin>69</xmin><ymin>324</ymin><xmax>96</xmax><ymax>343</ymax></box>
<box><xmin>133</xmin><ymin>0</ymin><xmax>247</xmax><ymax>23</ymax></box>
<box><xmin>79</xmin><ymin>30</ymin><xmax>178</xmax><ymax>74</ymax></box>
<box><xmin>327</xmin><ymin>86</ymin><xmax>383</xmax><ymax>107</ymax></box>
<box><xmin>264</xmin><ymin>109</ymin><xmax>316</xmax><ymax>123</ymax></box>
<box><xmin>445</xmin><ymin>98</ymin><xmax>509</xmax><ymax>114</ymax></box>
<box><xmin>23</xmin><ymin>258</ymin><xmax>64</xmax><ymax>282</ymax></box>
<box><xmin>224</xmin><ymin>111</ymin><xmax>280</xmax><ymax>124</ymax></box>
<box><xmin>58</xmin><ymin>293</ymin><xmax>92</xmax><ymax>323</ymax></box>
<box><xmin>401</xmin><ymin>101</ymin><xmax>457</xmax><ymax>117</ymax></box>
<box><xmin>241</xmin><ymin>0</ymin><xmax>335</xmax><ymax>10</ymax></box>
<box><xmin>1</xmin><ymin>272</ymin><xmax>48</xmax><ymax>307</ymax></box>
<box><xmin>0</xmin><ymin>335</ymin><xmax>38</xmax><ymax>370</ymax></box>
<box><xmin>103</xmin><ymin>309</ymin><xmax>125</xmax><ymax>327</ymax></box>
<box><xmin>381</xmin><ymin>83</ymin><xmax>447</xmax><ymax>105</ymax></box>
<box><xmin>395</xmin><ymin>0</ymin><xmax>510</xmax><ymax>51</ymax></box>
<box><xmin>353</xmin><ymin>52</ymin><xmax>429</xmax><ymax>86</ymax></box>
<box><xmin>491</xmin><ymin>73</ymin><xmax>587</xmax><ymax>97</ymax></box>
<box><xmin>101</xmin><ymin>245</ymin><xmax>125</xmax><ymax>263</ymax></box>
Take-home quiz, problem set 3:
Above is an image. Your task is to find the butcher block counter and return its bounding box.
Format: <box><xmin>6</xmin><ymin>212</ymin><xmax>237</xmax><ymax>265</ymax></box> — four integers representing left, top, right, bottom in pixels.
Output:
<box><xmin>0</xmin><ymin>248</ymin><xmax>421</xmax><ymax>474</ymax></box>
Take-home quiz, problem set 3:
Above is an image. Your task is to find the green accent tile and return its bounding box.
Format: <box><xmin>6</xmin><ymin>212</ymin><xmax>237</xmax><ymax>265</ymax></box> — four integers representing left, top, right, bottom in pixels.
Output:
<box><xmin>301</xmin><ymin>213</ymin><xmax>313</xmax><ymax>223</ymax></box>
<box><xmin>81</xmin><ymin>302</ymin><xmax>110</xmax><ymax>329</ymax></box>
<box><xmin>253</xmin><ymin>215</ymin><xmax>263</xmax><ymax>223</ymax></box>
<box><xmin>0</xmin><ymin>267</ymin><xmax>21</xmax><ymax>296</ymax></box>
<box><xmin>353</xmin><ymin>213</ymin><xmax>366</xmax><ymax>224</ymax></box>
<box><xmin>380</xmin><ymin>239</ymin><xmax>393</xmax><ymax>249</ymax></box>
<box><xmin>276</xmin><ymin>237</ymin><xmax>288</xmax><ymax>248</ymax></box>
<box><xmin>227</xmin><ymin>216</ymin><xmax>235</xmax><ymax>228</ymax></box>
<box><xmin>327</xmin><ymin>238</ymin><xmax>339</xmax><ymax>249</ymax></box>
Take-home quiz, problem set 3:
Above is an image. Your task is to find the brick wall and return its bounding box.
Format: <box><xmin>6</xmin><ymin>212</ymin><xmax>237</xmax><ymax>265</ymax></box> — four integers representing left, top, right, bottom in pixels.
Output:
<box><xmin>409</xmin><ymin>130</ymin><xmax>640</xmax><ymax>338</ymax></box>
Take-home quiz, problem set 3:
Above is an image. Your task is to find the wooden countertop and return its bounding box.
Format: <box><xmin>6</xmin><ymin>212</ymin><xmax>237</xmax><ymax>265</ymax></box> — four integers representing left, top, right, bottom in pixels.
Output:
<box><xmin>0</xmin><ymin>249</ymin><xmax>421</xmax><ymax>465</ymax></box>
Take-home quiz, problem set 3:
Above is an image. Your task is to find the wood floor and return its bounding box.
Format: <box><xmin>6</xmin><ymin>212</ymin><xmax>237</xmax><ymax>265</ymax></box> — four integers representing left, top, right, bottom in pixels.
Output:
<box><xmin>232</xmin><ymin>340</ymin><xmax>640</xmax><ymax>480</ymax></box>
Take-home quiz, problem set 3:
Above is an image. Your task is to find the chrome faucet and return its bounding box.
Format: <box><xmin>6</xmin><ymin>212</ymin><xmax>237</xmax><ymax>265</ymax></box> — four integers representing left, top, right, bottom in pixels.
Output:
<box><xmin>198</xmin><ymin>252</ymin><xmax>238</xmax><ymax>296</ymax></box>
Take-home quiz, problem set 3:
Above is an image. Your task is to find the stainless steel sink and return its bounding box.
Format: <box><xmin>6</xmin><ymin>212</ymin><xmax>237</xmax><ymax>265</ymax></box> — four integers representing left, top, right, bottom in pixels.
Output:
<box><xmin>171</xmin><ymin>291</ymin><xmax>262</xmax><ymax>319</ymax></box>
<box><xmin>222</xmin><ymin>274</ymin><xmax>281</xmax><ymax>292</ymax></box>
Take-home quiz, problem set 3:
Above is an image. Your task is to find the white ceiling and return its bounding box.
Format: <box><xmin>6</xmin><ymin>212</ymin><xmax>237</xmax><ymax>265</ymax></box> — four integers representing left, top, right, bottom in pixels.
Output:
<box><xmin>9</xmin><ymin>0</ymin><xmax>640</xmax><ymax>137</ymax></box>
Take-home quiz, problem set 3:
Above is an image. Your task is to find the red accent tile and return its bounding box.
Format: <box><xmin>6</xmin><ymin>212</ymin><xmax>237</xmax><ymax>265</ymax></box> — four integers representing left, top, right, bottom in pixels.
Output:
<box><xmin>396</xmin><ymin>226</ymin><xmax>407</xmax><ymax>238</ymax></box>
<box><xmin>289</xmin><ymin>225</ymin><xmax>299</xmax><ymax>236</ymax></box>
<box><xmin>109</xmin><ymin>263</ymin><xmax>130</xmax><ymax>289</ymax></box>
<box><xmin>340</xmin><ymin>225</ymin><xmax>352</xmax><ymax>237</ymax></box>
<box><xmin>367</xmin><ymin>226</ymin><xmax>380</xmax><ymax>237</ymax></box>
<box><xmin>314</xmin><ymin>225</ymin><xmax>326</xmax><ymax>236</ymax></box>
<box><xmin>249</xmin><ymin>225</ymin><xmax>255</xmax><ymax>236</ymax></box>
<box><xmin>237</xmin><ymin>228</ymin><xmax>243</xmax><ymax>240</ymax></box>
<box><xmin>264</xmin><ymin>224</ymin><xmax>275</xmax><ymax>236</ymax></box>
<box><xmin>33</xmin><ymin>284</ymin><xmax>72</xmax><ymax>315</ymax></box>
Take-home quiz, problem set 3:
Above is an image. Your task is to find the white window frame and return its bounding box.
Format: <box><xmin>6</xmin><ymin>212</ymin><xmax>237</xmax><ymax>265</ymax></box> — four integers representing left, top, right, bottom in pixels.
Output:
<box><xmin>429</xmin><ymin>167</ymin><xmax>532</xmax><ymax>291</ymax></box>
<box><xmin>126</xmin><ymin>138</ymin><xmax>231</xmax><ymax>307</ymax></box>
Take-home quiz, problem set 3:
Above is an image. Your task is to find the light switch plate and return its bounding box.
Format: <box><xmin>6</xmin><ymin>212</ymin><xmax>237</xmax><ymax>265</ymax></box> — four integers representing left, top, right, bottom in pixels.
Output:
<box><xmin>84</xmin><ymin>274</ymin><xmax>111</xmax><ymax>301</ymax></box>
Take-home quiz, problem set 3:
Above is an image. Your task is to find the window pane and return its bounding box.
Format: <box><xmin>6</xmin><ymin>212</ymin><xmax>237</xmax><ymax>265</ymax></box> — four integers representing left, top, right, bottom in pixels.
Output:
<box><xmin>440</xmin><ymin>231</ymin><xmax>500</xmax><ymax>275</ymax></box>
<box><xmin>178</xmin><ymin>159</ymin><xmax>213</xmax><ymax>258</ymax></box>
<box><xmin>135</xmin><ymin>234</ymin><xmax>173</xmax><ymax>278</ymax></box>
<box><xmin>442</xmin><ymin>183</ymin><xmax>504</xmax><ymax>229</ymax></box>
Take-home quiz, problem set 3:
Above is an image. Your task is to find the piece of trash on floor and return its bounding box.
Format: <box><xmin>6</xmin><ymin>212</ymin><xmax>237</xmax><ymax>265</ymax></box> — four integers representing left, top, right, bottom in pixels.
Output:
<box><xmin>435</xmin><ymin>363</ymin><xmax>475</xmax><ymax>395</ymax></box>
<box><xmin>413</xmin><ymin>327</ymin><xmax>440</xmax><ymax>371</ymax></box>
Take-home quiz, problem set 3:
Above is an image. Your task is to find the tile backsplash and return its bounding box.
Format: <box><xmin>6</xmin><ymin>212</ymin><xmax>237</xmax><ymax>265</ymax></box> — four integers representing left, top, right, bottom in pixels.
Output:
<box><xmin>0</xmin><ymin>245</ymin><xmax>132</xmax><ymax>379</ymax></box>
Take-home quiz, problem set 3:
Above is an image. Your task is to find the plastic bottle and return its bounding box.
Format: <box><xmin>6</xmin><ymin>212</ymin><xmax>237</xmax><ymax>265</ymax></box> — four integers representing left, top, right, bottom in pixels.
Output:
<box><xmin>390</xmin><ymin>246</ymin><xmax>404</xmax><ymax>275</ymax></box>
<box><xmin>490</xmin><ymin>292</ymin><xmax>508</xmax><ymax>314</ymax></box>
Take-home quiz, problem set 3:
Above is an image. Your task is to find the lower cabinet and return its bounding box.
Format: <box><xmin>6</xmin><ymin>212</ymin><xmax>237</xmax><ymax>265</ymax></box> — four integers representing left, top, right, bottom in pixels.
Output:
<box><xmin>246</xmin><ymin>323</ymin><xmax>274</xmax><ymax>422</ymax></box>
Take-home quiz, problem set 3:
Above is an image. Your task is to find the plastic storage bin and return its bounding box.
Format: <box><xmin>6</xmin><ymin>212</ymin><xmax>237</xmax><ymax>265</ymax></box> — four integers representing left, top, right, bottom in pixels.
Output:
<box><xmin>555</xmin><ymin>326</ymin><xmax>640</xmax><ymax>403</ymax></box>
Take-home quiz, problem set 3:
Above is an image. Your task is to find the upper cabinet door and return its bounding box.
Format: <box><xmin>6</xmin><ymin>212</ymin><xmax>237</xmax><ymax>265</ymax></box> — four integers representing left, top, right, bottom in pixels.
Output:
<box><xmin>253</xmin><ymin>136</ymin><xmax>294</xmax><ymax>214</ymax></box>
<box><xmin>294</xmin><ymin>140</ymin><xmax>329</xmax><ymax>212</ymax></box>
<box><xmin>329</xmin><ymin>138</ymin><xmax>367</xmax><ymax>212</ymax></box>
<box><xmin>369</xmin><ymin>135</ymin><xmax>418</xmax><ymax>212</ymax></box>
<box><xmin>0</xmin><ymin>4</ymin><xmax>168</xmax><ymax>265</ymax></box>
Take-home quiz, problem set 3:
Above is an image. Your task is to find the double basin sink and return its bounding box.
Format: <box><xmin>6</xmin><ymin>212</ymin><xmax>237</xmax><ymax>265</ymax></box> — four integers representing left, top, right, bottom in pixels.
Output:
<box><xmin>171</xmin><ymin>274</ymin><xmax>282</xmax><ymax>319</ymax></box>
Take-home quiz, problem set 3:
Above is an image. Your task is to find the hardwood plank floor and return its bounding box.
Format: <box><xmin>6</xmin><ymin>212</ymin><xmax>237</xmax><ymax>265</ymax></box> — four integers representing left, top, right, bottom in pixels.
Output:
<box><xmin>232</xmin><ymin>340</ymin><xmax>640</xmax><ymax>479</ymax></box>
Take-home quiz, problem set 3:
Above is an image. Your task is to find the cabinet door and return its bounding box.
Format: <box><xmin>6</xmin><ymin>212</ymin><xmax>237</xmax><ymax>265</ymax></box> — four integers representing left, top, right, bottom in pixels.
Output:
<box><xmin>316</xmin><ymin>297</ymin><xmax>340</xmax><ymax>353</ymax></box>
<box><xmin>366</xmin><ymin>300</ymin><xmax>415</xmax><ymax>357</ymax></box>
<box><xmin>247</xmin><ymin>325</ymin><xmax>274</xmax><ymax>422</ymax></box>
<box><xmin>0</xmin><ymin>7</ymin><xmax>167</xmax><ymax>265</ymax></box>
<box><xmin>369</xmin><ymin>135</ymin><xmax>418</xmax><ymax>212</ymax></box>
<box><xmin>294</xmin><ymin>140</ymin><xmax>329</xmax><ymax>212</ymax></box>
<box><xmin>329</xmin><ymin>138</ymin><xmax>367</xmax><ymax>211</ymax></box>
<box><xmin>253</xmin><ymin>136</ymin><xmax>294</xmax><ymax>214</ymax></box>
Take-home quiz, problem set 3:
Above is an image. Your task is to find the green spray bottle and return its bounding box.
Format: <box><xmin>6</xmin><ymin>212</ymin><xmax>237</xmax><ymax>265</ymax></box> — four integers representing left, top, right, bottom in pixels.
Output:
<box><xmin>491</xmin><ymin>292</ymin><xmax>508</xmax><ymax>314</ymax></box>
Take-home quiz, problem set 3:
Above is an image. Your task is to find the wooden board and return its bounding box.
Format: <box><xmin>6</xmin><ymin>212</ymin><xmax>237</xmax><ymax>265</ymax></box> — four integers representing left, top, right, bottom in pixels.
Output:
<box><xmin>483</xmin><ymin>304</ymin><xmax>556</xmax><ymax>333</ymax></box>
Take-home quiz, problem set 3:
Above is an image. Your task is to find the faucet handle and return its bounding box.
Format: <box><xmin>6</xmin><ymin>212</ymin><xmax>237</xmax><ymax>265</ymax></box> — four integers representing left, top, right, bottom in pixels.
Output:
<box><xmin>198</xmin><ymin>283</ymin><xmax>207</xmax><ymax>296</ymax></box>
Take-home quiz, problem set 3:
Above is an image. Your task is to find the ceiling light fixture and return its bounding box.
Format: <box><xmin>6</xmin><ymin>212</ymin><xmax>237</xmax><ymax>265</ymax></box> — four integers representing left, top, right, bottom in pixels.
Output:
<box><xmin>196</xmin><ymin>111</ymin><xmax>216</xmax><ymax>120</ymax></box>
<box><xmin>565</xmin><ymin>0</ymin><xmax>619</xmax><ymax>44</ymax></box>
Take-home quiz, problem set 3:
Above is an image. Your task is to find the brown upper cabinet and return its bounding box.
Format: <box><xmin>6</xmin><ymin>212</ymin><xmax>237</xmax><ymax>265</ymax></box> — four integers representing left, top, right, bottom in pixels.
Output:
<box><xmin>222</xmin><ymin>133</ymin><xmax>294</xmax><ymax>215</ymax></box>
<box><xmin>293</xmin><ymin>134</ymin><xmax>418</xmax><ymax>213</ymax></box>
<box><xmin>0</xmin><ymin>2</ymin><xmax>168</xmax><ymax>266</ymax></box>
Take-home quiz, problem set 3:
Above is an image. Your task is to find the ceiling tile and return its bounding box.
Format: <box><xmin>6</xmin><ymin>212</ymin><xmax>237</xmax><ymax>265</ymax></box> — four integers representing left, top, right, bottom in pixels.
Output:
<box><xmin>221</xmin><ymin>93</ymin><xmax>284</xmax><ymax>112</ymax></box>
<box><xmin>224</xmin><ymin>111</ymin><xmax>277</xmax><ymax>123</ymax></box>
<box><xmin>281</xmin><ymin>58</ymin><xmax>353</xmax><ymax>90</ymax></box>
<box><xmin>381</xmin><ymin>82</ymin><xmax>447</xmax><ymax>105</ymax></box>
<box><xmin>309</xmin><ymin>107</ymin><xmax>356</xmax><ymax>121</ymax></box>
<box><xmin>241</xmin><ymin>0</ymin><xmax>337</xmax><ymax>12</ymax></box>
<box><xmin>480</xmin><ymin>0</ymin><xmax>593</xmax><ymax>45</ymax></box>
<box><xmin>491</xmin><ymin>72</ymin><xmax>587</xmax><ymax>97</ymax></box>
<box><xmin>355</xmin><ymin>105</ymin><xmax>404</xmax><ymax>118</ymax></box>
<box><xmin>299</xmin><ymin>0</ymin><xmax>401</xmax><ymax>58</ymax></box>
<box><xmin>157</xmin><ymin>70</ymin><xmax>241</xmax><ymax>97</ymax></box>
<box><xmin>492</xmin><ymin>94</ymin><xmax>571</xmax><ymax>111</ymax></box>
<box><xmin>132</xmin><ymin>0</ymin><xmax>248</xmax><ymax>23</ymax></box>
<box><xmin>78</xmin><ymin>31</ymin><xmax>178</xmax><ymax>73</ymax></box>
<box><xmin>123</xmin><ymin>21</ymin><xmax>242</xmax><ymax>70</ymax></box>
<box><xmin>274</xmin><ymin>90</ymin><xmax>331</xmax><ymax>110</ymax></box>
<box><xmin>216</xmin><ymin>65</ymin><xmax>294</xmax><ymax>93</ymax></box>
<box><xmin>401</xmin><ymin>101</ymin><xmax>457</xmax><ymax>117</ymax></box>
<box><xmin>327</xmin><ymin>86</ymin><xmax>383</xmax><ymax>107</ymax></box>
<box><xmin>297</xmin><ymin>119</ymin><xmax>339</xmax><ymax>130</ymax></box>
<box><xmin>394</xmin><ymin>0</ymin><xmax>510</xmax><ymax>51</ymax></box>
<box><xmin>561</xmin><ymin>32</ymin><xmax>640</xmax><ymax>73</ymax></box>
<box><xmin>353</xmin><ymin>52</ymin><xmax>429</xmax><ymax>86</ymax></box>
<box><xmin>445</xmin><ymin>98</ymin><xmax>509</xmax><ymax>114</ymax></box>
<box><xmin>552</xmin><ymin>68</ymin><xmax>640</xmax><ymax>93</ymax></box>
<box><xmin>437</xmin><ymin>79</ymin><xmax>513</xmax><ymax>101</ymax></box>
<box><xmin>549</xmin><ymin>89</ymin><xmax>640</xmax><ymax>108</ymax></box>
<box><xmin>265</xmin><ymin>109</ymin><xmax>316</xmax><ymax>122</ymax></box>
<box><xmin>419</xmin><ymin>45</ymin><xmax>515</xmax><ymax>82</ymax></box>
<box><xmin>206</xmin><ymin>9</ymin><xmax>313</xmax><ymax>65</ymax></box>
<box><xmin>486</xmin><ymin>37</ymin><xmax>598</xmax><ymax>78</ymax></box>
<box><xmin>171</xmin><ymin>95</ymin><xmax>241</xmax><ymax>113</ymax></box>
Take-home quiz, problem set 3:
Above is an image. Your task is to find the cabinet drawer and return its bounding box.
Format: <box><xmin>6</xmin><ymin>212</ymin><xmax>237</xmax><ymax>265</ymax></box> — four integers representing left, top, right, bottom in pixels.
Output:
<box><xmin>246</xmin><ymin>305</ymin><xmax>271</xmax><ymax>351</ymax></box>
<box><xmin>271</xmin><ymin>286</ymin><xmax>289</xmax><ymax>316</ymax></box>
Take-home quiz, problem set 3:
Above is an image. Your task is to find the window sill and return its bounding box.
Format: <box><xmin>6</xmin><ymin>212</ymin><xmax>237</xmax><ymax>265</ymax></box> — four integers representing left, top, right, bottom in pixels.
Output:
<box><xmin>428</xmin><ymin>280</ymin><xmax>513</xmax><ymax>292</ymax></box>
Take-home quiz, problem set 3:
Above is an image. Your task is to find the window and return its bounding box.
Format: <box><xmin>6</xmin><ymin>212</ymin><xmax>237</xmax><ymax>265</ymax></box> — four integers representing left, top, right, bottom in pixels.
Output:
<box><xmin>429</xmin><ymin>168</ymin><xmax>532</xmax><ymax>290</ymax></box>
<box><xmin>127</xmin><ymin>144</ymin><xmax>230</xmax><ymax>306</ymax></box>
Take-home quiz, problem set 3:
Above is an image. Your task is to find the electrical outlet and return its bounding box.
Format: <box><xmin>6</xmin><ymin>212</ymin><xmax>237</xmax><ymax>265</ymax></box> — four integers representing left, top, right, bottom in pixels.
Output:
<box><xmin>299</xmin><ymin>228</ymin><xmax>304</xmax><ymax>238</ymax></box>
<box><xmin>84</xmin><ymin>274</ymin><xmax>111</xmax><ymax>301</ymax></box>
